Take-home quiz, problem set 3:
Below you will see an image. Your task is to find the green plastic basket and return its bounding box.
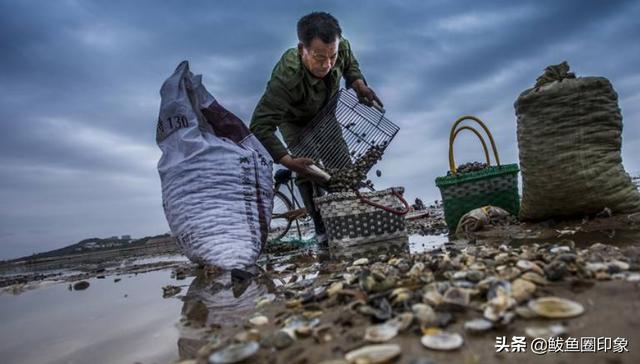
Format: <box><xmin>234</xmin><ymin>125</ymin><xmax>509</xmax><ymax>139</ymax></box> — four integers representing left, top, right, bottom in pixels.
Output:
<box><xmin>435</xmin><ymin>116</ymin><xmax>520</xmax><ymax>230</ymax></box>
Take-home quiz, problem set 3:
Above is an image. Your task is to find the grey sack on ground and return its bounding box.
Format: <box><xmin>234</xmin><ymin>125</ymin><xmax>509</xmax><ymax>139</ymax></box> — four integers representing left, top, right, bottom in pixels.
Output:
<box><xmin>515</xmin><ymin>66</ymin><xmax>640</xmax><ymax>221</ymax></box>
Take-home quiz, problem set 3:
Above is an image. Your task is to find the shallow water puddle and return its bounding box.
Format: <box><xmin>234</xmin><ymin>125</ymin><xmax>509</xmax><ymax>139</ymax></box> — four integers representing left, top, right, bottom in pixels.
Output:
<box><xmin>0</xmin><ymin>269</ymin><xmax>189</xmax><ymax>364</ymax></box>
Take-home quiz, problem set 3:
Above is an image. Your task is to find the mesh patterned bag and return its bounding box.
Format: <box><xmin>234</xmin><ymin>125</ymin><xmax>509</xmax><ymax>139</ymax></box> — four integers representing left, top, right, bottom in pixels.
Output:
<box><xmin>314</xmin><ymin>187</ymin><xmax>410</xmax><ymax>259</ymax></box>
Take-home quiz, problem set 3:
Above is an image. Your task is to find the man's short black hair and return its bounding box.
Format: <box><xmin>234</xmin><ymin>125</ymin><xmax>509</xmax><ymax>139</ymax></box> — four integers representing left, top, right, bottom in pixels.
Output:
<box><xmin>297</xmin><ymin>12</ymin><xmax>342</xmax><ymax>47</ymax></box>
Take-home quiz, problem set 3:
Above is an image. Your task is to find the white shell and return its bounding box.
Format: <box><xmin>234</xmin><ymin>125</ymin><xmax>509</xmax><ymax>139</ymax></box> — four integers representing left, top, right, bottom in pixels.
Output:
<box><xmin>249</xmin><ymin>315</ymin><xmax>268</xmax><ymax>326</ymax></box>
<box><xmin>421</xmin><ymin>332</ymin><xmax>464</xmax><ymax>351</ymax></box>
<box><xmin>528</xmin><ymin>297</ymin><xmax>584</xmax><ymax>318</ymax></box>
<box><xmin>516</xmin><ymin>260</ymin><xmax>544</xmax><ymax>275</ymax></box>
<box><xmin>525</xmin><ymin>324</ymin><xmax>566</xmax><ymax>338</ymax></box>
<box><xmin>209</xmin><ymin>341</ymin><xmax>259</xmax><ymax>364</ymax></box>
<box><xmin>352</xmin><ymin>258</ymin><xmax>369</xmax><ymax>266</ymax></box>
<box><xmin>463</xmin><ymin>319</ymin><xmax>493</xmax><ymax>333</ymax></box>
<box><xmin>364</xmin><ymin>323</ymin><xmax>399</xmax><ymax>343</ymax></box>
<box><xmin>345</xmin><ymin>344</ymin><xmax>401</xmax><ymax>363</ymax></box>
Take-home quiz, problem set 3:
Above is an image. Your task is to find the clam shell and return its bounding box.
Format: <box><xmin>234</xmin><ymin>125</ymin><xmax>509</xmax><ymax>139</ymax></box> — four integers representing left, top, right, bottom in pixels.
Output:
<box><xmin>209</xmin><ymin>341</ymin><xmax>259</xmax><ymax>364</ymax></box>
<box><xmin>463</xmin><ymin>318</ymin><xmax>493</xmax><ymax>333</ymax></box>
<box><xmin>327</xmin><ymin>282</ymin><xmax>344</xmax><ymax>296</ymax></box>
<box><xmin>412</xmin><ymin>304</ymin><xmax>437</xmax><ymax>326</ymax></box>
<box><xmin>345</xmin><ymin>344</ymin><xmax>401</xmax><ymax>363</ymax></box>
<box><xmin>528</xmin><ymin>297</ymin><xmax>584</xmax><ymax>318</ymax></box>
<box><xmin>272</xmin><ymin>330</ymin><xmax>295</xmax><ymax>350</ymax></box>
<box><xmin>515</xmin><ymin>305</ymin><xmax>539</xmax><ymax>319</ymax></box>
<box><xmin>422</xmin><ymin>290</ymin><xmax>443</xmax><ymax>306</ymax></box>
<box><xmin>525</xmin><ymin>324</ymin><xmax>566</xmax><ymax>338</ymax></box>
<box><xmin>516</xmin><ymin>260</ymin><xmax>544</xmax><ymax>275</ymax></box>
<box><xmin>390</xmin><ymin>312</ymin><xmax>414</xmax><ymax>331</ymax></box>
<box><xmin>364</xmin><ymin>322</ymin><xmax>399</xmax><ymax>342</ymax></box>
<box><xmin>420</xmin><ymin>332</ymin><xmax>464</xmax><ymax>351</ymax></box>
<box><xmin>353</xmin><ymin>258</ymin><xmax>369</xmax><ymax>266</ymax></box>
<box><xmin>442</xmin><ymin>287</ymin><xmax>470</xmax><ymax>307</ymax></box>
<box><xmin>408</xmin><ymin>262</ymin><xmax>426</xmax><ymax>277</ymax></box>
<box><xmin>520</xmin><ymin>272</ymin><xmax>548</xmax><ymax>285</ymax></box>
<box><xmin>248</xmin><ymin>314</ymin><xmax>268</xmax><ymax>326</ymax></box>
<box><xmin>484</xmin><ymin>281</ymin><xmax>516</xmax><ymax>322</ymax></box>
<box><xmin>511</xmin><ymin>279</ymin><xmax>536</xmax><ymax>303</ymax></box>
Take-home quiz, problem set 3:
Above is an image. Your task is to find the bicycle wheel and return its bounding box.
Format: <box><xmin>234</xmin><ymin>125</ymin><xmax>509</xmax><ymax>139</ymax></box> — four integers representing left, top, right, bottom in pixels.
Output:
<box><xmin>269</xmin><ymin>190</ymin><xmax>293</xmax><ymax>242</ymax></box>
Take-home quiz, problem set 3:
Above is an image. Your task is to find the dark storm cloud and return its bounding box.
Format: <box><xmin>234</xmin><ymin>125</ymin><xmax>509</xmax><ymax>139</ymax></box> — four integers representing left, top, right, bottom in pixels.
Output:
<box><xmin>0</xmin><ymin>0</ymin><xmax>639</xmax><ymax>259</ymax></box>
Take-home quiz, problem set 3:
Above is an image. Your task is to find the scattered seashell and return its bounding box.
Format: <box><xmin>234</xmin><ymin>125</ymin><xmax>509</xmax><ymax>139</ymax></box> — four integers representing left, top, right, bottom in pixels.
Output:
<box><xmin>408</xmin><ymin>262</ymin><xmax>426</xmax><ymax>277</ymax></box>
<box><xmin>484</xmin><ymin>281</ymin><xmax>516</xmax><ymax>322</ymax></box>
<box><xmin>327</xmin><ymin>282</ymin><xmax>344</xmax><ymax>296</ymax></box>
<box><xmin>528</xmin><ymin>297</ymin><xmax>584</xmax><ymax>319</ymax></box>
<box><xmin>248</xmin><ymin>314</ymin><xmax>268</xmax><ymax>326</ymax></box>
<box><xmin>345</xmin><ymin>344</ymin><xmax>401</xmax><ymax>364</ymax></box>
<box><xmin>464</xmin><ymin>318</ymin><xmax>493</xmax><ymax>333</ymax></box>
<box><xmin>272</xmin><ymin>330</ymin><xmax>295</xmax><ymax>350</ymax></box>
<box><xmin>516</xmin><ymin>260</ymin><xmax>544</xmax><ymax>275</ymax></box>
<box><xmin>442</xmin><ymin>287</ymin><xmax>470</xmax><ymax>308</ymax></box>
<box><xmin>465</xmin><ymin>270</ymin><xmax>485</xmax><ymax>282</ymax></box>
<box><xmin>390</xmin><ymin>287</ymin><xmax>412</xmax><ymax>305</ymax></box>
<box><xmin>255</xmin><ymin>297</ymin><xmax>272</xmax><ymax>309</ymax></box>
<box><xmin>627</xmin><ymin>273</ymin><xmax>640</xmax><ymax>282</ymax></box>
<box><xmin>585</xmin><ymin>262</ymin><xmax>608</xmax><ymax>272</ymax></box>
<box><xmin>209</xmin><ymin>341</ymin><xmax>259</xmax><ymax>364</ymax></box>
<box><xmin>511</xmin><ymin>279</ymin><xmax>536</xmax><ymax>303</ymax></box>
<box><xmin>343</xmin><ymin>273</ymin><xmax>358</xmax><ymax>285</ymax></box>
<box><xmin>353</xmin><ymin>258</ymin><xmax>369</xmax><ymax>266</ymax></box>
<box><xmin>234</xmin><ymin>329</ymin><xmax>260</xmax><ymax>343</ymax></box>
<box><xmin>452</xmin><ymin>271</ymin><xmax>467</xmax><ymax>280</ymax></box>
<box><xmin>412</xmin><ymin>304</ymin><xmax>437</xmax><ymax>326</ymax></box>
<box><xmin>421</xmin><ymin>332</ymin><xmax>464</xmax><ymax>351</ymax></box>
<box><xmin>608</xmin><ymin>260</ymin><xmax>630</xmax><ymax>272</ymax></box>
<box><xmin>550</xmin><ymin>246</ymin><xmax>571</xmax><ymax>254</ymax></box>
<box><xmin>364</xmin><ymin>322</ymin><xmax>399</xmax><ymax>342</ymax></box>
<box><xmin>544</xmin><ymin>260</ymin><xmax>568</xmax><ymax>281</ymax></box>
<box><xmin>390</xmin><ymin>312</ymin><xmax>414</xmax><ymax>331</ymax></box>
<box><xmin>422</xmin><ymin>289</ymin><xmax>443</xmax><ymax>306</ymax></box>
<box><xmin>520</xmin><ymin>272</ymin><xmax>548</xmax><ymax>285</ymax></box>
<box><xmin>515</xmin><ymin>305</ymin><xmax>539</xmax><ymax>319</ymax></box>
<box><xmin>525</xmin><ymin>324</ymin><xmax>566</xmax><ymax>338</ymax></box>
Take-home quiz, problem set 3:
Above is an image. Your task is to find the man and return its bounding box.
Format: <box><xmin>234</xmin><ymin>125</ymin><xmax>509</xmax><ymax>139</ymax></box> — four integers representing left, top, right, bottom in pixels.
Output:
<box><xmin>250</xmin><ymin>11</ymin><xmax>382</xmax><ymax>244</ymax></box>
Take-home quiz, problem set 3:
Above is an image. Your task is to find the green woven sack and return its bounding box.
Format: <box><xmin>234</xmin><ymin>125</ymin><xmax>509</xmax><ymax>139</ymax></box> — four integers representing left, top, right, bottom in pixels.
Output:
<box><xmin>435</xmin><ymin>116</ymin><xmax>520</xmax><ymax>230</ymax></box>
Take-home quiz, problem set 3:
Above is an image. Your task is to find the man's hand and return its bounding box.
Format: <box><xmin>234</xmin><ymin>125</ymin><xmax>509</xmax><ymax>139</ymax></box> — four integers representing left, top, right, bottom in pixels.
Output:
<box><xmin>352</xmin><ymin>79</ymin><xmax>383</xmax><ymax>108</ymax></box>
<box><xmin>279</xmin><ymin>155</ymin><xmax>314</xmax><ymax>176</ymax></box>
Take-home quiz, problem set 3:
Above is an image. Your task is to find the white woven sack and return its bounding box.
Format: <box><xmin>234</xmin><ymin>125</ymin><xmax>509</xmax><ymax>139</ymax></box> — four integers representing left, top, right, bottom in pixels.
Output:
<box><xmin>157</xmin><ymin>61</ymin><xmax>273</xmax><ymax>269</ymax></box>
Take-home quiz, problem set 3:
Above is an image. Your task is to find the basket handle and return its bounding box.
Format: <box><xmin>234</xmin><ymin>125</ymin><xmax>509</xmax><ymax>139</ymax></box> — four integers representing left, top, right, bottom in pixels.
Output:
<box><xmin>452</xmin><ymin>126</ymin><xmax>491</xmax><ymax>167</ymax></box>
<box><xmin>448</xmin><ymin>115</ymin><xmax>501</xmax><ymax>175</ymax></box>
<box><xmin>355</xmin><ymin>190</ymin><xmax>410</xmax><ymax>216</ymax></box>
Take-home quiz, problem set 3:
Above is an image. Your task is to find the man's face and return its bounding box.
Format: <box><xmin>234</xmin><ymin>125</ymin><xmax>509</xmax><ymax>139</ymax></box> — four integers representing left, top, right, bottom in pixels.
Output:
<box><xmin>299</xmin><ymin>37</ymin><xmax>339</xmax><ymax>79</ymax></box>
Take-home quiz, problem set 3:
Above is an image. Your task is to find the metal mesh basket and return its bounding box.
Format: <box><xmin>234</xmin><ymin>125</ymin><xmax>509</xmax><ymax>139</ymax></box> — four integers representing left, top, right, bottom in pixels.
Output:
<box><xmin>288</xmin><ymin>89</ymin><xmax>400</xmax><ymax>173</ymax></box>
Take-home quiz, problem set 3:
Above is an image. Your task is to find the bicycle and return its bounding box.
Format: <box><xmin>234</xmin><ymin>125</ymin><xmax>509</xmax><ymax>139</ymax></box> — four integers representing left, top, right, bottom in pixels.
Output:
<box><xmin>268</xmin><ymin>169</ymin><xmax>311</xmax><ymax>242</ymax></box>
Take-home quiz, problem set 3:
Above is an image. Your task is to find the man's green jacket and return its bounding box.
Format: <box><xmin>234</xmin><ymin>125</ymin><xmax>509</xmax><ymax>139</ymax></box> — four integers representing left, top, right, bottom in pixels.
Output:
<box><xmin>250</xmin><ymin>38</ymin><xmax>365</xmax><ymax>162</ymax></box>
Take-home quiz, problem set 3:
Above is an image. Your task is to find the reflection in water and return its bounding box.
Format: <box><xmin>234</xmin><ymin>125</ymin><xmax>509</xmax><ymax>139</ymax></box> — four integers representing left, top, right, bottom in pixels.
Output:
<box><xmin>177</xmin><ymin>268</ymin><xmax>271</xmax><ymax>360</ymax></box>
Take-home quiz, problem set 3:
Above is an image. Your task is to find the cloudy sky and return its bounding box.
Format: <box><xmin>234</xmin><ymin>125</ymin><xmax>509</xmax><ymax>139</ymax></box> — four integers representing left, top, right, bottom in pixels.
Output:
<box><xmin>1</xmin><ymin>0</ymin><xmax>639</xmax><ymax>259</ymax></box>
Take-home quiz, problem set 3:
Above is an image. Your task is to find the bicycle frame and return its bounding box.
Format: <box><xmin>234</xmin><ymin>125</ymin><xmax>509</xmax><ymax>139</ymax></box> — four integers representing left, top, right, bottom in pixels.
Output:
<box><xmin>275</xmin><ymin>178</ymin><xmax>308</xmax><ymax>239</ymax></box>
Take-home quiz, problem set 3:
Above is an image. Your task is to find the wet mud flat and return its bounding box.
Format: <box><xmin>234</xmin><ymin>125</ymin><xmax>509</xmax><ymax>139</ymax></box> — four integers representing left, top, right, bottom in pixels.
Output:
<box><xmin>1</xmin><ymin>213</ymin><xmax>640</xmax><ymax>364</ymax></box>
<box><xmin>0</xmin><ymin>241</ymin><xmax>181</xmax><ymax>290</ymax></box>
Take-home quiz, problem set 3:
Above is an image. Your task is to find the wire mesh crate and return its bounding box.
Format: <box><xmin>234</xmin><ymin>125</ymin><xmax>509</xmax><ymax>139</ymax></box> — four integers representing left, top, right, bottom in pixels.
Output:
<box><xmin>288</xmin><ymin>89</ymin><xmax>400</xmax><ymax>173</ymax></box>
